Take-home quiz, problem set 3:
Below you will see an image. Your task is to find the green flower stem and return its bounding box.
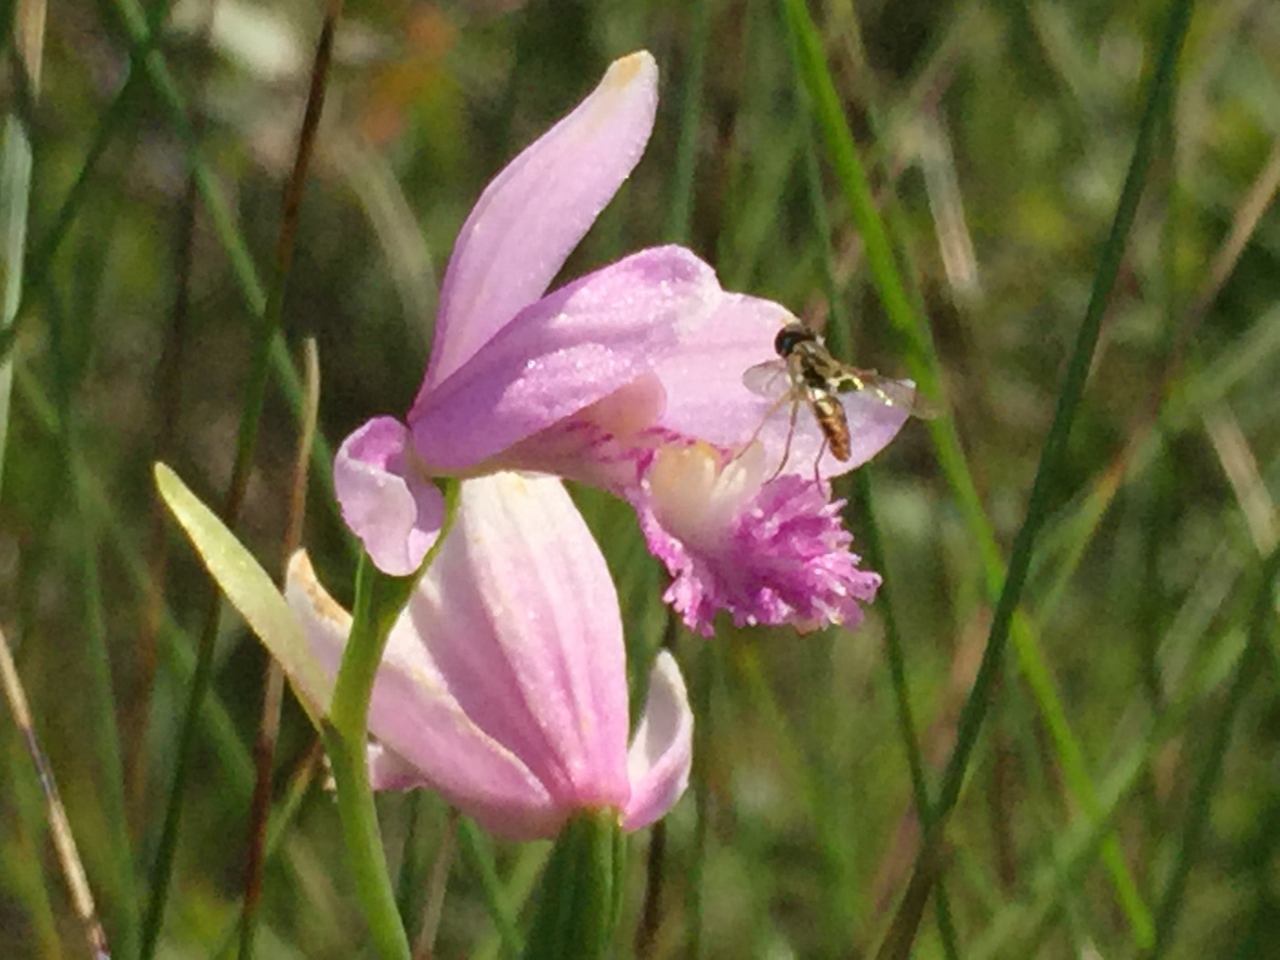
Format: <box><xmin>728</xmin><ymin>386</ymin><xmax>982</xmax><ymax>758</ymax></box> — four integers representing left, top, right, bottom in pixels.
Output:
<box><xmin>324</xmin><ymin>481</ymin><xmax>459</xmax><ymax>960</ymax></box>
<box><xmin>521</xmin><ymin>810</ymin><xmax>626</xmax><ymax>960</ymax></box>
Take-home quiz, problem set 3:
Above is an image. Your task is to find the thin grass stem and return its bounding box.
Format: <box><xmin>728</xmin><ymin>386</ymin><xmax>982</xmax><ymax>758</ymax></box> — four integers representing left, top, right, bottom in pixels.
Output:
<box><xmin>140</xmin><ymin>6</ymin><xmax>343</xmax><ymax>951</ymax></box>
<box><xmin>0</xmin><ymin>625</ymin><xmax>110</xmax><ymax>959</ymax></box>
<box><xmin>239</xmin><ymin>340</ymin><xmax>321</xmax><ymax>959</ymax></box>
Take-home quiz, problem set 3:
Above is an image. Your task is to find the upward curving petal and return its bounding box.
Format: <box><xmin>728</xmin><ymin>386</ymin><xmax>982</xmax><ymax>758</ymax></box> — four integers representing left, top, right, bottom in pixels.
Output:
<box><xmin>622</xmin><ymin>651</ymin><xmax>693</xmax><ymax>831</ymax></box>
<box><xmin>423</xmin><ymin>51</ymin><xmax>659</xmax><ymax>391</ymax></box>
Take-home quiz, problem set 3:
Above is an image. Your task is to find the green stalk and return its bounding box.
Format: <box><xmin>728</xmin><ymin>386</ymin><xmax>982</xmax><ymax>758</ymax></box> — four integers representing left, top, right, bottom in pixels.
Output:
<box><xmin>521</xmin><ymin>810</ymin><xmax>627</xmax><ymax>960</ymax></box>
<box><xmin>323</xmin><ymin>481</ymin><xmax>458</xmax><ymax>960</ymax></box>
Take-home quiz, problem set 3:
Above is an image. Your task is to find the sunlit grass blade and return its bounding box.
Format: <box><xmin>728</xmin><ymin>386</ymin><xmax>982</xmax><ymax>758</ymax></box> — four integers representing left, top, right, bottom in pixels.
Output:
<box><xmin>154</xmin><ymin>464</ymin><xmax>332</xmax><ymax>714</ymax></box>
<box><xmin>0</xmin><ymin>625</ymin><xmax>111</xmax><ymax>959</ymax></box>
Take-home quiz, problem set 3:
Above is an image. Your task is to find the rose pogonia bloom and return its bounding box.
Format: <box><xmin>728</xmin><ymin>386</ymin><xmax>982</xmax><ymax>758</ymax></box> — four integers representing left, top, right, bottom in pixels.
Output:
<box><xmin>287</xmin><ymin>472</ymin><xmax>694</xmax><ymax>841</ymax></box>
<box><xmin>336</xmin><ymin>50</ymin><xmax>909</xmax><ymax>635</ymax></box>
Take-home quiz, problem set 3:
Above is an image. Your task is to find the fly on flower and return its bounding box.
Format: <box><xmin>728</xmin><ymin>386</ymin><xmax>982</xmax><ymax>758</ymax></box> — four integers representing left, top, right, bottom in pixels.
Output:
<box><xmin>743</xmin><ymin>319</ymin><xmax>927</xmax><ymax>473</ymax></box>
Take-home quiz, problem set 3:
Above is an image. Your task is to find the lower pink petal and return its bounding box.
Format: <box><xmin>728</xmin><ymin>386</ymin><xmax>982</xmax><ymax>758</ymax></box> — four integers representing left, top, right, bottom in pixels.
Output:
<box><xmin>334</xmin><ymin>417</ymin><xmax>444</xmax><ymax>576</ymax></box>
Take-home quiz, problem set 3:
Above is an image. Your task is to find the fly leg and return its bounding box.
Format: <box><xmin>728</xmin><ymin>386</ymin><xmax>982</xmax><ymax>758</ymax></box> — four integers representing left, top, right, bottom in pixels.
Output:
<box><xmin>810</xmin><ymin>438</ymin><xmax>828</xmax><ymax>488</ymax></box>
<box><xmin>766</xmin><ymin>398</ymin><xmax>801</xmax><ymax>482</ymax></box>
<box><xmin>731</xmin><ymin>393</ymin><xmax>791</xmax><ymax>469</ymax></box>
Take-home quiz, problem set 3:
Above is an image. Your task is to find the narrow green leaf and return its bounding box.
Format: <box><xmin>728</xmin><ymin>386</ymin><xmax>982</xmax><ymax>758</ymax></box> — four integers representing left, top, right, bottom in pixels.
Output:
<box><xmin>153</xmin><ymin>462</ymin><xmax>331</xmax><ymax>717</ymax></box>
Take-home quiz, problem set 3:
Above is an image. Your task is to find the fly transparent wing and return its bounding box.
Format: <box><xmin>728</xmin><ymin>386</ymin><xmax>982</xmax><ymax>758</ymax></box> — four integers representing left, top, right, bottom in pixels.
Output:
<box><xmin>742</xmin><ymin>360</ymin><xmax>794</xmax><ymax>401</ymax></box>
<box><xmin>861</xmin><ymin>375</ymin><xmax>918</xmax><ymax>412</ymax></box>
<box><xmin>830</xmin><ymin>369</ymin><xmax>933</xmax><ymax>418</ymax></box>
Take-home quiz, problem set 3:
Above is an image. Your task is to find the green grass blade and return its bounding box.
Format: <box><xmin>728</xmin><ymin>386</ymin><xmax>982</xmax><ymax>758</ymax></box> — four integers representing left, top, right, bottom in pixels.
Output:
<box><xmin>663</xmin><ymin>0</ymin><xmax>713</xmax><ymax>245</ymax></box>
<box><xmin>776</xmin><ymin>0</ymin><xmax>1200</xmax><ymax>948</ymax></box>
<box><xmin>1152</xmin><ymin>546</ymin><xmax>1280</xmax><ymax>954</ymax></box>
<box><xmin>43</xmin><ymin>262</ymin><xmax>139</xmax><ymax>955</ymax></box>
<box><xmin>0</xmin><ymin>114</ymin><xmax>30</xmax><ymax>498</ymax></box>
<box><xmin>933</xmin><ymin>0</ymin><xmax>1197</xmax><ymax>817</ymax></box>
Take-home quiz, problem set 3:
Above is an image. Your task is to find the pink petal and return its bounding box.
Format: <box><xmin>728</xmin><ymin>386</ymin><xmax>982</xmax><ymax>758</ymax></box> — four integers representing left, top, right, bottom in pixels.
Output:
<box><xmin>649</xmin><ymin>293</ymin><xmax>795</xmax><ymax>448</ymax></box>
<box><xmin>404</xmin><ymin>473</ymin><xmax>633</xmax><ymax>816</ymax></box>
<box><xmin>622</xmin><ymin>651</ymin><xmax>693</xmax><ymax>831</ymax></box>
<box><xmin>285</xmin><ymin>552</ymin><xmax>558</xmax><ymax>840</ymax></box>
<box><xmin>333</xmin><ymin>417</ymin><xmax>444</xmax><ymax>576</ymax></box>
<box><xmin>410</xmin><ymin>247</ymin><xmax>721</xmax><ymax>472</ymax></box>
<box><xmin>423</xmin><ymin>51</ymin><xmax>659</xmax><ymax>391</ymax></box>
<box><xmin>367</xmin><ymin>742</ymin><xmax>430</xmax><ymax>791</ymax></box>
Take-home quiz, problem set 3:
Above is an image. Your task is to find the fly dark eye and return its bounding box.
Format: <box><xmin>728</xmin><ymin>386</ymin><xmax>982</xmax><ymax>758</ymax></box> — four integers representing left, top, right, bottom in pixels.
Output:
<box><xmin>774</xmin><ymin>325</ymin><xmax>814</xmax><ymax>357</ymax></box>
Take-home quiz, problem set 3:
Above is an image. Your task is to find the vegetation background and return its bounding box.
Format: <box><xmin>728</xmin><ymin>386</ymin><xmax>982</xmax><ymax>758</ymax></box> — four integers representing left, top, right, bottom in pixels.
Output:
<box><xmin>2</xmin><ymin>0</ymin><xmax>1279</xmax><ymax>956</ymax></box>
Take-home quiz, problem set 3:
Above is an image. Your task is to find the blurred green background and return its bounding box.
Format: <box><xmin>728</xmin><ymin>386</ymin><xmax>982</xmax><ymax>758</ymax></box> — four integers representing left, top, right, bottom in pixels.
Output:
<box><xmin>3</xmin><ymin>0</ymin><xmax>1280</xmax><ymax>956</ymax></box>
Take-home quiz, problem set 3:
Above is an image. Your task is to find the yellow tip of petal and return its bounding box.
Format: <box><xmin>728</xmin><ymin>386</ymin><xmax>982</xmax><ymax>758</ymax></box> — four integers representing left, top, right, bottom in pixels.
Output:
<box><xmin>603</xmin><ymin>50</ymin><xmax>656</xmax><ymax>91</ymax></box>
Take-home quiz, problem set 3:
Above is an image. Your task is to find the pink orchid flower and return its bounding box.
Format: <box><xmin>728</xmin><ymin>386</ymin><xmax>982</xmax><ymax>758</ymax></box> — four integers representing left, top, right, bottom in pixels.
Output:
<box><xmin>287</xmin><ymin>472</ymin><xmax>693</xmax><ymax>841</ymax></box>
<box><xmin>336</xmin><ymin>50</ymin><xmax>909</xmax><ymax>635</ymax></box>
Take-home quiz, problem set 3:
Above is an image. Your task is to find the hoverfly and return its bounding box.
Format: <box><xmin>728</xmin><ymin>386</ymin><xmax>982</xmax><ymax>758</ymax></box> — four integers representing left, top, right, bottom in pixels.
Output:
<box><xmin>742</xmin><ymin>320</ymin><xmax>924</xmax><ymax>475</ymax></box>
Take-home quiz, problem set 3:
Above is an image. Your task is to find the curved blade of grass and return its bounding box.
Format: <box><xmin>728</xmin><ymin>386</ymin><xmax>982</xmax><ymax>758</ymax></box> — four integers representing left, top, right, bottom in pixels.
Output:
<box><xmin>973</xmin><ymin>543</ymin><xmax>1278</xmax><ymax>958</ymax></box>
<box><xmin>780</xmin><ymin>0</ymin><xmax>1196</xmax><ymax>947</ymax></box>
<box><xmin>931</xmin><ymin>0</ymin><xmax>1196</xmax><ymax>819</ymax></box>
